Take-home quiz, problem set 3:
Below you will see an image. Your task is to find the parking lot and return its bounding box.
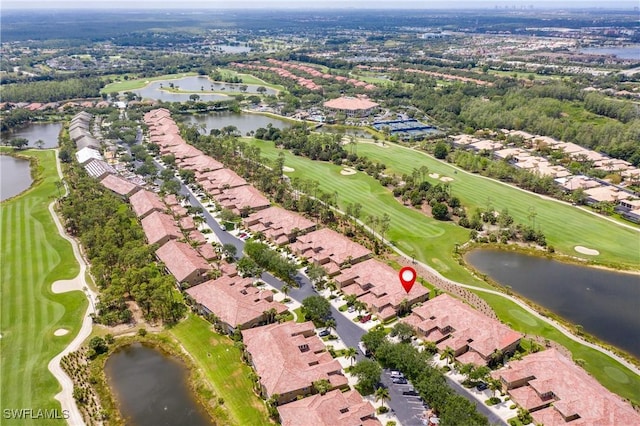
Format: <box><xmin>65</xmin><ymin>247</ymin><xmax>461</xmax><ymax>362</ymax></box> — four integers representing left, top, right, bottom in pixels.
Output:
<box><xmin>380</xmin><ymin>369</ymin><xmax>430</xmax><ymax>426</ymax></box>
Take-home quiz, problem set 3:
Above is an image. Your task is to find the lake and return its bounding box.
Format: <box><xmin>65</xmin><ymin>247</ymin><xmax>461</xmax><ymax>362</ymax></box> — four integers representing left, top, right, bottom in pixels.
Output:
<box><xmin>465</xmin><ymin>249</ymin><xmax>640</xmax><ymax>359</ymax></box>
<box><xmin>186</xmin><ymin>111</ymin><xmax>292</xmax><ymax>135</ymax></box>
<box><xmin>2</xmin><ymin>122</ymin><xmax>62</xmax><ymax>148</ymax></box>
<box><xmin>105</xmin><ymin>343</ymin><xmax>213</xmax><ymax>426</ymax></box>
<box><xmin>133</xmin><ymin>76</ymin><xmax>277</xmax><ymax>102</ymax></box>
<box><xmin>0</xmin><ymin>155</ymin><xmax>33</xmax><ymax>201</ymax></box>
<box><xmin>580</xmin><ymin>46</ymin><xmax>640</xmax><ymax>60</ymax></box>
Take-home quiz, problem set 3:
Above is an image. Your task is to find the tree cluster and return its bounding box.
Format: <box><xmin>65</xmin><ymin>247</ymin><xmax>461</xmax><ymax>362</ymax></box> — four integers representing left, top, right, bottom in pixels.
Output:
<box><xmin>0</xmin><ymin>77</ymin><xmax>104</xmax><ymax>103</ymax></box>
<box><xmin>244</xmin><ymin>241</ymin><xmax>298</xmax><ymax>284</ymax></box>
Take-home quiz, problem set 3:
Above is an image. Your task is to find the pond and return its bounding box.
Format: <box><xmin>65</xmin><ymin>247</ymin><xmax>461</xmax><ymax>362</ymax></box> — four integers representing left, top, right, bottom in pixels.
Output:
<box><xmin>185</xmin><ymin>111</ymin><xmax>292</xmax><ymax>135</ymax></box>
<box><xmin>2</xmin><ymin>122</ymin><xmax>62</xmax><ymax>148</ymax></box>
<box><xmin>0</xmin><ymin>155</ymin><xmax>32</xmax><ymax>201</ymax></box>
<box><xmin>132</xmin><ymin>76</ymin><xmax>277</xmax><ymax>102</ymax></box>
<box><xmin>579</xmin><ymin>46</ymin><xmax>640</xmax><ymax>60</ymax></box>
<box><xmin>105</xmin><ymin>343</ymin><xmax>213</xmax><ymax>426</ymax></box>
<box><xmin>465</xmin><ymin>249</ymin><xmax>640</xmax><ymax>359</ymax></box>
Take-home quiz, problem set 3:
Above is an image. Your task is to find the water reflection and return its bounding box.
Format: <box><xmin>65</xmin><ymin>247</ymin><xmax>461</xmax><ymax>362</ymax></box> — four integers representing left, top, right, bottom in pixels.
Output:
<box><xmin>465</xmin><ymin>249</ymin><xmax>640</xmax><ymax>358</ymax></box>
<box><xmin>0</xmin><ymin>155</ymin><xmax>32</xmax><ymax>201</ymax></box>
<box><xmin>186</xmin><ymin>111</ymin><xmax>291</xmax><ymax>135</ymax></box>
<box><xmin>2</xmin><ymin>123</ymin><xmax>62</xmax><ymax>148</ymax></box>
<box><xmin>105</xmin><ymin>343</ymin><xmax>213</xmax><ymax>426</ymax></box>
<box><xmin>132</xmin><ymin>76</ymin><xmax>276</xmax><ymax>102</ymax></box>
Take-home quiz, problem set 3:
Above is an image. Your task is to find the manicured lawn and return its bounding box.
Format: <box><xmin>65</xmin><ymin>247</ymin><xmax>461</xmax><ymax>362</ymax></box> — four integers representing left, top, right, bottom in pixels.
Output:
<box><xmin>244</xmin><ymin>138</ymin><xmax>473</xmax><ymax>281</ymax></box>
<box><xmin>101</xmin><ymin>72</ymin><xmax>197</xmax><ymax>93</ymax></box>
<box><xmin>353</xmin><ymin>141</ymin><xmax>640</xmax><ymax>269</ymax></box>
<box><xmin>241</xmin><ymin>139</ymin><xmax>640</xmax><ymax>405</ymax></box>
<box><xmin>0</xmin><ymin>150</ymin><xmax>87</xmax><ymax>424</ymax></box>
<box><xmin>167</xmin><ymin>315</ymin><xmax>271</xmax><ymax>426</ymax></box>
<box><xmin>215</xmin><ymin>68</ymin><xmax>286</xmax><ymax>91</ymax></box>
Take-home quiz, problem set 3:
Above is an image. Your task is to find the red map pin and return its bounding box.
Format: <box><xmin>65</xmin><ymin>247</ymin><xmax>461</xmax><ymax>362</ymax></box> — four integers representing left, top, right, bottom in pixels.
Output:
<box><xmin>399</xmin><ymin>266</ymin><xmax>417</xmax><ymax>293</ymax></box>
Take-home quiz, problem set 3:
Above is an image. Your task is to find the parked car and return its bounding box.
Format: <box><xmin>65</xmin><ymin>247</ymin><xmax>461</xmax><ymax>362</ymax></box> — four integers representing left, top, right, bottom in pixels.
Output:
<box><xmin>347</xmin><ymin>305</ymin><xmax>355</xmax><ymax>313</ymax></box>
<box><xmin>476</xmin><ymin>382</ymin><xmax>488</xmax><ymax>391</ymax></box>
<box><xmin>402</xmin><ymin>389</ymin><xmax>420</xmax><ymax>396</ymax></box>
<box><xmin>392</xmin><ymin>377</ymin><xmax>408</xmax><ymax>384</ymax></box>
<box><xmin>318</xmin><ymin>329</ymin><xmax>330</xmax><ymax>337</ymax></box>
<box><xmin>390</xmin><ymin>370</ymin><xmax>404</xmax><ymax>378</ymax></box>
<box><xmin>220</xmin><ymin>225</ymin><xmax>226</xmax><ymax>231</ymax></box>
<box><xmin>360</xmin><ymin>314</ymin><xmax>372</xmax><ymax>323</ymax></box>
<box><xmin>358</xmin><ymin>341</ymin><xmax>370</xmax><ymax>357</ymax></box>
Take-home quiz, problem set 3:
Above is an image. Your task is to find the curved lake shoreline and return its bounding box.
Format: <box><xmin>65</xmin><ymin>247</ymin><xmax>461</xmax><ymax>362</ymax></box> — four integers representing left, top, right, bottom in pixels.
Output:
<box><xmin>0</xmin><ymin>153</ymin><xmax>35</xmax><ymax>202</ymax></box>
<box><xmin>465</xmin><ymin>247</ymin><xmax>640</xmax><ymax>360</ymax></box>
<box><xmin>104</xmin><ymin>340</ymin><xmax>214</xmax><ymax>426</ymax></box>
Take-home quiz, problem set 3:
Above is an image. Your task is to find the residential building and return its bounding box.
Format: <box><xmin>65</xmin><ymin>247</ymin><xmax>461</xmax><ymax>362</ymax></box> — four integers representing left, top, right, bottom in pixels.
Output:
<box><xmin>290</xmin><ymin>228</ymin><xmax>371</xmax><ymax>275</ymax></box>
<box><xmin>277</xmin><ymin>389</ymin><xmax>381</xmax><ymax>426</ymax></box>
<box><xmin>403</xmin><ymin>294</ymin><xmax>523</xmax><ymax>366</ymax></box>
<box><xmin>129</xmin><ymin>189</ymin><xmax>167</xmax><ymax>219</ymax></box>
<box><xmin>140</xmin><ymin>211</ymin><xmax>182</xmax><ymax>247</ymax></box>
<box><xmin>323</xmin><ymin>97</ymin><xmax>379</xmax><ymax>118</ymax></box>
<box><xmin>242</xmin><ymin>321</ymin><xmax>348</xmax><ymax>405</ymax></box>
<box><xmin>186</xmin><ymin>274</ymin><xmax>288</xmax><ymax>333</ymax></box>
<box><xmin>335</xmin><ymin>258</ymin><xmax>429</xmax><ymax>320</ymax></box>
<box><xmin>100</xmin><ymin>174</ymin><xmax>140</xmax><ymax>197</ymax></box>
<box><xmin>155</xmin><ymin>240</ymin><xmax>212</xmax><ymax>288</ymax></box>
<box><xmin>214</xmin><ymin>185</ymin><xmax>271</xmax><ymax>215</ymax></box>
<box><xmin>244</xmin><ymin>206</ymin><xmax>316</xmax><ymax>245</ymax></box>
<box><xmin>199</xmin><ymin>168</ymin><xmax>247</xmax><ymax>194</ymax></box>
<box><xmin>84</xmin><ymin>159</ymin><xmax>117</xmax><ymax>180</ymax></box>
<box><xmin>492</xmin><ymin>349</ymin><xmax>640</xmax><ymax>425</ymax></box>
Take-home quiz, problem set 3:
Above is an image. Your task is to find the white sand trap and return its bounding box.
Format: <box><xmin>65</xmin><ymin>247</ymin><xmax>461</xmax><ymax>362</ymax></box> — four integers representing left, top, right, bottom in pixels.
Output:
<box><xmin>54</xmin><ymin>328</ymin><xmax>69</xmax><ymax>336</ymax></box>
<box><xmin>341</xmin><ymin>167</ymin><xmax>357</xmax><ymax>176</ymax></box>
<box><xmin>282</xmin><ymin>166</ymin><xmax>295</xmax><ymax>172</ymax></box>
<box><xmin>575</xmin><ymin>246</ymin><xmax>599</xmax><ymax>256</ymax></box>
<box><xmin>429</xmin><ymin>173</ymin><xmax>440</xmax><ymax>179</ymax></box>
<box><xmin>440</xmin><ymin>176</ymin><xmax>454</xmax><ymax>182</ymax></box>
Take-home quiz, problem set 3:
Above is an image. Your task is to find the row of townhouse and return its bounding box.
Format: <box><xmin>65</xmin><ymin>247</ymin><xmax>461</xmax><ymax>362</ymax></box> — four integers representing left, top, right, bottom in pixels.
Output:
<box><xmin>452</xmin><ymin>131</ymin><xmax>640</xmax><ymax>222</ymax></box>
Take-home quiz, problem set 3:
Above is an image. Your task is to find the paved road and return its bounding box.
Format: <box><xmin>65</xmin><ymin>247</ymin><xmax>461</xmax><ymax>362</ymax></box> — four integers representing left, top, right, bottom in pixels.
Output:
<box><xmin>380</xmin><ymin>370</ymin><xmax>429</xmax><ymax>426</ymax></box>
<box><xmin>444</xmin><ymin>376</ymin><xmax>506</xmax><ymax>426</ymax></box>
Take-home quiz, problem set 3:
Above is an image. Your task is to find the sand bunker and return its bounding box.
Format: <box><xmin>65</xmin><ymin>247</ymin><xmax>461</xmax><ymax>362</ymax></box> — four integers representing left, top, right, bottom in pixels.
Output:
<box><xmin>341</xmin><ymin>167</ymin><xmax>357</xmax><ymax>176</ymax></box>
<box><xmin>574</xmin><ymin>246</ymin><xmax>600</xmax><ymax>256</ymax></box>
<box><xmin>282</xmin><ymin>166</ymin><xmax>295</xmax><ymax>172</ymax></box>
<box><xmin>54</xmin><ymin>328</ymin><xmax>70</xmax><ymax>337</ymax></box>
<box><xmin>440</xmin><ymin>176</ymin><xmax>454</xmax><ymax>182</ymax></box>
<box><xmin>429</xmin><ymin>173</ymin><xmax>440</xmax><ymax>179</ymax></box>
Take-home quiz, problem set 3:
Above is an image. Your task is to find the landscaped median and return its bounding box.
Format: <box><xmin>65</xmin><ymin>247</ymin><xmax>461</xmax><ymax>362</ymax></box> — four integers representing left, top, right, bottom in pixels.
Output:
<box><xmin>0</xmin><ymin>149</ymin><xmax>87</xmax><ymax>424</ymax></box>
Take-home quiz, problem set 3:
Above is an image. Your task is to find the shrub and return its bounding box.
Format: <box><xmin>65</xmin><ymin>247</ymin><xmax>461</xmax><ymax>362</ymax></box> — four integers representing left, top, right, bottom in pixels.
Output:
<box><xmin>138</xmin><ymin>328</ymin><xmax>148</xmax><ymax>337</ymax></box>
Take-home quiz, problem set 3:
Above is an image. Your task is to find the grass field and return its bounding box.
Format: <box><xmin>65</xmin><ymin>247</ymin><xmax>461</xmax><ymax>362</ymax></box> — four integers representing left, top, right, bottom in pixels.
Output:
<box><xmin>167</xmin><ymin>315</ymin><xmax>271</xmax><ymax>426</ymax></box>
<box><xmin>242</xmin><ymin>138</ymin><xmax>640</xmax><ymax>404</ymax></box>
<box><xmin>0</xmin><ymin>150</ymin><xmax>87</xmax><ymax>424</ymax></box>
<box><xmin>215</xmin><ymin>68</ymin><xmax>286</xmax><ymax>91</ymax></box>
<box><xmin>352</xmin><ymin>141</ymin><xmax>640</xmax><ymax>269</ymax></box>
<box><xmin>101</xmin><ymin>73</ymin><xmax>197</xmax><ymax>93</ymax></box>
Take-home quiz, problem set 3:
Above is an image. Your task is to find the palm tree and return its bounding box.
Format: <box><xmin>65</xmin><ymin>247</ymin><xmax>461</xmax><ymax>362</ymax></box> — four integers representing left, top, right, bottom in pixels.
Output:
<box><xmin>325</xmin><ymin>318</ymin><xmax>336</xmax><ymax>334</ymax></box>
<box><xmin>263</xmin><ymin>308</ymin><xmax>277</xmax><ymax>324</ymax></box>
<box><xmin>281</xmin><ymin>283</ymin><xmax>291</xmax><ymax>299</ymax></box>
<box><xmin>345</xmin><ymin>347</ymin><xmax>357</xmax><ymax>366</ymax></box>
<box><xmin>441</xmin><ymin>346</ymin><xmax>456</xmax><ymax>366</ymax></box>
<box><xmin>374</xmin><ymin>386</ymin><xmax>390</xmax><ymax>408</ymax></box>
<box><xmin>488</xmin><ymin>377</ymin><xmax>503</xmax><ymax>398</ymax></box>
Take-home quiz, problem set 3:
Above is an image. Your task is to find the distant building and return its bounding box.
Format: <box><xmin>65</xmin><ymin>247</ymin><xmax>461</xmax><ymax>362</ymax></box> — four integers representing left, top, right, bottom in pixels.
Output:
<box><xmin>129</xmin><ymin>189</ymin><xmax>167</xmax><ymax>219</ymax></box>
<box><xmin>244</xmin><ymin>206</ymin><xmax>316</xmax><ymax>245</ymax></box>
<box><xmin>323</xmin><ymin>97</ymin><xmax>379</xmax><ymax>118</ymax></box>
<box><xmin>100</xmin><ymin>174</ymin><xmax>140</xmax><ymax>198</ymax></box>
<box><xmin>140</xmin><ymin>211</ymin><xmax>182</xmax><ymax>247</ymax></box>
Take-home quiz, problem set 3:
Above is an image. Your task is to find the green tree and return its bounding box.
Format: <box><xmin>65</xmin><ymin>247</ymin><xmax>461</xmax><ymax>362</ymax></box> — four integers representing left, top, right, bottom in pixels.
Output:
<box><xmin>9</xmin><ymin>137</ymin><xmax>28</xmax><ymax>150</ymax></box>
<box><xmin>390</xmin><ymin>322</ymin><xmax>415</xmax><ymax>343</ymax></box>
<box><xmin>312</xmin><ymin>379</ymin><xmax>332</xmax><ymax>396</ymax></box>
<box><xmin>301</xmin><ymin>295</ymin><xmax>331</xmax><ymax>324</ymax></box>
<box><xmin>434</xmin><ymin>141</ymin><xmax>449</xmax><ymax>159</ymax></box>
<box><xmin>345</xmin><ymin>347</ymin><xmax>358</xmax><ymax>366</ymax></box>
<box><xmin>222</xmin><ymin>243</ymin><xmax>237</xmax><ymax>260</ymax></box>
<box><xmin>351</xmin><ymin>359</ymin><xmax>381</xmax><ymax>395</ymax></box>
<box><xmin>374</xmin><ymin>386</ymin><xmax>390</xmax><ymax>408</ymax></box>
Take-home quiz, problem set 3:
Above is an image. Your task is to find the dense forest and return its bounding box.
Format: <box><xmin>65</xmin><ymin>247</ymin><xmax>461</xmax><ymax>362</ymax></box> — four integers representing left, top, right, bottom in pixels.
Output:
<box><xmin>0</xmin><ymin>77</ymin><xmax>104</xmax><ymax>102</ymax></box>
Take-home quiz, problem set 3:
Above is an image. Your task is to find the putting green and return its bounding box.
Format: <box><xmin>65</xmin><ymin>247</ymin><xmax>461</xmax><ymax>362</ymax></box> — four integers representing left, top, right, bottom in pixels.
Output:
<box><xmin>604</xmin><ymin>366</ymin><xmax>630</xmax><ymax>384</ymax></box>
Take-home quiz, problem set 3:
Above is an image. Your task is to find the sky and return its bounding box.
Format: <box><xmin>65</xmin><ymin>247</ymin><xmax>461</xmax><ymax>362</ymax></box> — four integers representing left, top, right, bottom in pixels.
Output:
<box><xmin>3</xmin><ymin>0</ymin><xmax>639</xmax><ymax>10</ymax></box>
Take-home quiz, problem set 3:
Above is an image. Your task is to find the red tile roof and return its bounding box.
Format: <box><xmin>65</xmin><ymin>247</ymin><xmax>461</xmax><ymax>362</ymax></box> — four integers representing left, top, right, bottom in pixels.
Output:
<box><xmin>100</xmin><ymin>174</ymin><xmax>140</xmax><ymax>197</ymax></box>
<box><xmin>323</xmin><ymin>97</ymin><xmax>379</xmax><ymax>111</ymax></box>
<box><xmin>200</xmin><ymin>168</ymin><xmax>247</xmax><ymax>191</ymax></box>
<box><xmin>214</xmin><ymin>185</ymin><xmax>271</xmax><ymax>213</ymax></box>
<box><xmin>493</xmin><ymin>349</ymin><xmax>640</xmax><ymax>425</ymax></box>
<box><xmin>186</xmin><ymin>275</ymin><xmax>287</xmax><ymax>329</ymax></box>
<box><xmin>335</xmin><ymin>259</ymin><xmax>429</xmax><ymax>320</ymax></box>
<box><xmin>155</xmin><ymin>240</ymin><xmax>212</xmax><ymax>284</ymax></box>
<box><xmin>242</xmin><ymin>321</ymin><xmax>346</xmax><ymax>401</ymax></box>
<box><xmin>129</xmin><ymin>189</ymin><xmax>166</xmax><ymax>218</ymax></box>
<box><xmin>244</xmin><ymin>206</ymin><xmax>315</xmax><ymax>243</ymax></box>
<box><xmin>403</xmin><ymin>294</ymin><xmax>523</xmax><ymax>362</ymax></box>
<box><xmin>140</xmin><ymin>211</ymin><xmax>182</xmax><ymax>246</ymax></box>
<box><xmin>278</xmin><ymin>390</ymin><xmax>381</xmax><ymax>426</ymax></box>
<box><xmin>290</xmin><ymin>228</ymin><xmax>371</xmax><ymax>273</ymax></box>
